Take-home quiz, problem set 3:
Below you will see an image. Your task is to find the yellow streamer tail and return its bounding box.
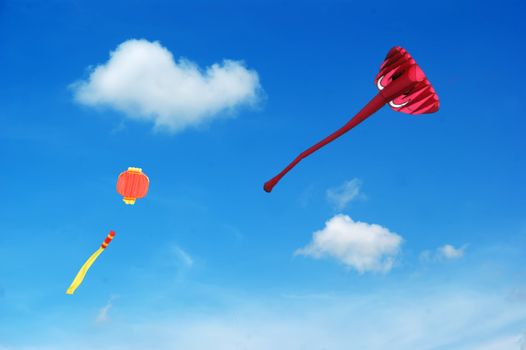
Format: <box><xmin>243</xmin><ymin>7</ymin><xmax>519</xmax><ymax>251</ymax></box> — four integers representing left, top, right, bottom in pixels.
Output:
<box><xmin>66</xmin><ymin>247</ymin><xmax>104</xmax><ymax>294</ymax></box>
<box><xmin>66</xmin><ymin>230</ymin><xmax>116</xmax><ymax>295</ymax></box>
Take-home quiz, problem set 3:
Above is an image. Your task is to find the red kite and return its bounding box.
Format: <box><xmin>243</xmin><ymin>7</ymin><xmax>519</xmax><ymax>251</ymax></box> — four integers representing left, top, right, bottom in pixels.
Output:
<box><xmin>264</xmin><ymin>46</ymin><xmax>440</xmax><ymax>192</ymax></box>
<box><xmin>116</xmin><ymin>167</ymin><xmax>150</xmax><ymax>204</ymax></box>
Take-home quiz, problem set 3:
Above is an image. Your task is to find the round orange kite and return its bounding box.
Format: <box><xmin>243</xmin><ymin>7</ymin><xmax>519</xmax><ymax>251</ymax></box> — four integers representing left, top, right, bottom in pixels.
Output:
<box><xmin>116</xmin><ymin>167</ymin><xmax>149</xmax><ymax>205</ymax></box>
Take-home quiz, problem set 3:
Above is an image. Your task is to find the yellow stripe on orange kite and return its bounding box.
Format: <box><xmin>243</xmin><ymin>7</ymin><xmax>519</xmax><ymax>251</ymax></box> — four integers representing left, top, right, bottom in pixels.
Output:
<box><xmin>66</xmin><ymin>230</ymin><xmax>116</xmax><ymax>295</ymax></box>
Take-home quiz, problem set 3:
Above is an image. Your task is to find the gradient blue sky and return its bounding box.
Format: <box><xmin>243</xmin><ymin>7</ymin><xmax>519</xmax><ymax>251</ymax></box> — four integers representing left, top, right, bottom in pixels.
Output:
<box><xmin>1</xmin><ymin>0</ymin><xmax>526</xmax><ymax>349</ymax></box>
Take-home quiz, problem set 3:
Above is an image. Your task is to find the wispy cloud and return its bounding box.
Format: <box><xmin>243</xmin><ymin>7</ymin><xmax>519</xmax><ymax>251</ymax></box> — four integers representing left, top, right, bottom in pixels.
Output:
<box><xmin>3</xmin><ymin>286</ymin><xmax>525</xmax><ymax>350</ymax></box>
<box><xmin>462</xmin><ymin>334</ymin><xmax>525</xmax><ymax>350</ymax></box>
<box><xmin>71</xmin><ymin>39</ymin><xmax>261</xmax><ymax>133</ymax></box>
<box><xmin>326</xmin><ymin>178</ymin><xmax>363</xmax><ymax>210</ymax></box>
<box><xmin>95</xmin><ymin>295</ymin><xmax>119</xmax><ymax>324</ymax></box>
<box><xmin>222</xmin><ymin>224</ymin><xmax>244</xmax><ymax>240</ymax></box>
<box><xmin>150</xmin><ymin>244</ymin><xmax>195</xmax><ymax>282</ymax></box>
<box><xmin>295</xmin><ymin>214</ymin><xmax>402</xmax><ymax>273</ymax></box>
<box><xmin>172</xmin><ymin>245</ymin><xmax>194</xmax><ymax>268</ymax></box>
<box><xmin>421</xmin><ymin>244</ymin><xmax>468</xmax><ymax>262</ymax></box>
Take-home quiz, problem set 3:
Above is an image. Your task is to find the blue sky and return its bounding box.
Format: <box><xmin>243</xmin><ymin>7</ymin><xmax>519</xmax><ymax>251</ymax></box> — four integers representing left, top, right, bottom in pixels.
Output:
<box><xmin>1</xmin><ymin>0</ymin><xmax>526</xmax><ymax>349</ymax></box>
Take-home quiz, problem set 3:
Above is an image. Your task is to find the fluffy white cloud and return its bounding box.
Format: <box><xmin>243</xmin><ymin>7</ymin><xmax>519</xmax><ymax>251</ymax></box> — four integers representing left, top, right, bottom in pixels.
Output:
<box><xmin>326</xmin><ymin>178</ymin><xmax>363</xmax><ymax>209</ymax></box>
<box><xmin>421</xmin><ymin>244</ymin><xmax>467</xmax><ymax>262</ymax></box>
<box><xmin>295</xmin><ymin>214</ymin><xmax>402</xmax><ymax>273</ymax></box>
<box><xmin>72</xmin><ymin>39</ymin><xmax>261</xmax><ymax>132</ymax></box>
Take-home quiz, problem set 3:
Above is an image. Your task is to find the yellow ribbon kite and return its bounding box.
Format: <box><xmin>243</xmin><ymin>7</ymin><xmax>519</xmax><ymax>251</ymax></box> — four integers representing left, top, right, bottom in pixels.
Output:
<box><xmin>66</xmin><ymin>230</ymin><xmax>116</xmax><ymax>295</ymax></box>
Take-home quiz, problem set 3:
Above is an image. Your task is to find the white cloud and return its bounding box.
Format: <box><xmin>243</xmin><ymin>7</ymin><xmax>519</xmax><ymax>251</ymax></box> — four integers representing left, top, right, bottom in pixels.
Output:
<box><xmin>295</xmin><ymin>214</ymin><xmax>402</xmax><ymax>273</ymax></box>
<box><xmin>326</xmin><ymin>178</ymin><xmax>363</xmax><ymax>209</ymax></box>
<box><xmin>173</xmin><ymin>245</ymin><xmax>193</xmax><ymax>268</ymax></box>
<box><xmin>4</xmin><ymin>287</ymin><xmax>526</xmax><ymax>350</ymax></box>
<box><xmin>462</xmin><ymin>334</ymin><xmax>524</xmax><ymax>350</ymax></box>
<box><xmin>439</xmin><ymin>244</ymin><xmax>466</xmax><ymax>259</ymax></box>
<box><xmin>95</xmin><ymin>295</ymin><xmax>118</xmax><ymax>324</ymax></box>
<box><xmin>71</xmin><ymin>39</ymin><xmax>261</xmax><ymax>132</ymax></box>
<box><xmin>421</xmin><ymin>244</ymin><xmax>467</xmax><ymax>262</ymax></box>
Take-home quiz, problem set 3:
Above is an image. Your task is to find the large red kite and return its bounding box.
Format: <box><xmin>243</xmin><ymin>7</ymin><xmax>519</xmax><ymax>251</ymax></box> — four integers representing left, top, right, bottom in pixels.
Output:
<box><xmin>264</xmin><ymin>46</ymin><xmax>440</xmax><ymax>192</ymax></box>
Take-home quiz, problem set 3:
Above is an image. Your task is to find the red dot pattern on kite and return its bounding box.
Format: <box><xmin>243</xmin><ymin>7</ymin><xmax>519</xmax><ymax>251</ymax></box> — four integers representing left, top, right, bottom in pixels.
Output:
<box><xmin>116</xmin><ymin>167</ymin><xmax>150</xmax><ymax>205</ymax></box>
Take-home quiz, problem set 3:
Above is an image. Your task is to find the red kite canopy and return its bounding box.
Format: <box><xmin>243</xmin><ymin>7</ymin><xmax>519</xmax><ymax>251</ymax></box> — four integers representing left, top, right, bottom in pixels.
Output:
<box><xmin>264</xmin><ymin>46</ymin><xmax>439</xmax><ymax>193</ymax></box>
<box><xmin>375</xmin><ymin>46</ymin><xmax>439</xmax><ymax>114</ymax></box>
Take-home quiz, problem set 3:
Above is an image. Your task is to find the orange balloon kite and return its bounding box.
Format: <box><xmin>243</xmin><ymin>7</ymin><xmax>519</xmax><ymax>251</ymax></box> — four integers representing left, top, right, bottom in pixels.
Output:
<box><xmin>116</xmin><ymin>167</ymin><xmax>150</xmax><ymax>205</ymax></box>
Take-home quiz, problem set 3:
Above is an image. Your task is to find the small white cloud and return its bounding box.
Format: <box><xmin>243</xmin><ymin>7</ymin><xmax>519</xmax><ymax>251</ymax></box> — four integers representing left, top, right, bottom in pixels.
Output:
<box><xmin>439</xmin><ymin>244</ymin><xmax>465</xmax><ymax>259</ymax></box>
<box><xmin>95</xmin><ymin>295</ymin><xmax>118</xmax><ymax>324</ymax></box>
<box><xmin>173</xmin><ymin>245</ymin><xmax>193</xmax><ymax>268</ymax></box>
<box><xmin>420</xmin><ymin>244</ymin><xmax>467</xmax><ymax>262</ymax></box>
<box><xmin>295</xmin><ymin>214</ymin><xmax>403</xmax><ymax>273</ymax></box>
<box><xmin>326</xmin><ymin>178</ymin><xmax>363</xmax><ymax>209</ymax></box>
<box><xmin>72</xmin><ymin>39</ymin><xmax>261</xmax><ymax>132</ymax></box>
